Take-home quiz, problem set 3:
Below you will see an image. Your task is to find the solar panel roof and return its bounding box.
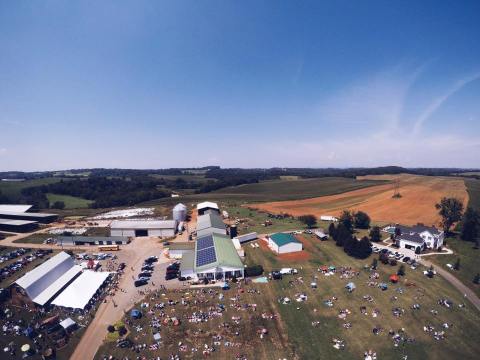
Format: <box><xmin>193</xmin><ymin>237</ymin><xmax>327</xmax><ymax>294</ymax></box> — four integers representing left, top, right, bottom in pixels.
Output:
<box><xmin>196</xmin><ymin>247</ymin><xmax>217</xmax><ymax>267</ymax></box>
<box><xmin>197</xmin><ymin>235</ymin><xmax>214</xmax><ymax>250</ymax></box>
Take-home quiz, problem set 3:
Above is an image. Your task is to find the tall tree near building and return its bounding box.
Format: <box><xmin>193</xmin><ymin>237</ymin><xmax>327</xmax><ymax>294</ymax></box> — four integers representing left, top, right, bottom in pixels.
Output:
<box><xmin>328</xmin><ymin>222</ymin><xmax>336</xmax><ymax>239</ymax></box>
<box><xmin>369</xmin><ymin>226</ymin><xmax>382</xmax><ymax>242</ymax></box>
<box><xmin>334</xmin><ymin>223</ymin><xmax>350</xmax><ymax>247</ymax></box>
<box><xmin>435</xmin><ymin>197</ymin><xmax>464</xmax><ymax>235</ymax></box>
<box><xmin>297</xmin><ymin>214</ymin><xmax>317</xmax><ymax>229</ymax></box>
<box><xmin>354</xmin><ymin>211</ymin><xmax>371</xmax><ymax>229</ymax></box>
<box><xmin>339</xmin><ymin>210</ymin><xmax>354</xmax><ymax>233</ymax></box>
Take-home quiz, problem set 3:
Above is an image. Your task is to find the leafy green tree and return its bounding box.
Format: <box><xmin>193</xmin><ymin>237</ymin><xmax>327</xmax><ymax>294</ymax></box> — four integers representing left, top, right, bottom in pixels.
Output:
<box><xmin>357</xmin><ymin>236</ymin><xmax>372</xmax><ymax>259</ymax></box>
<box><xmin>461</xmin><ymin>207</ymin><xmax>480</xmax><ymax>243</ymax></box>
<box><xmin>435</xmin><ymin>197</ymin><xmax>464</xmax><ymax>235</ymax></box>
<box><xmin>354</xmin><ymin>211</ymin><xmax>371</xmax><ymax>229</ymax></box>
<box><xmin>334</xmin><ymin>223</ymin><xmax>350</xmax><ymax>247</ymax></box>
<box><xmin>328</xmin><ymin>222</ymin><xmax>336</xmax><ymax>239</ymax></box>
<box><xmin>297</xmin><ymin>214</ymin><xmax>317</xmax><ymax>229</ymax></box>
<box><xmin>339</xmin><ymin>210</ymin><xmax>354</xmax><ymax>233</ymax></box>
<box><xmin>369</xmin><ymin>226</ymin><xmax>382</xmax><ymax>242</ymax></box>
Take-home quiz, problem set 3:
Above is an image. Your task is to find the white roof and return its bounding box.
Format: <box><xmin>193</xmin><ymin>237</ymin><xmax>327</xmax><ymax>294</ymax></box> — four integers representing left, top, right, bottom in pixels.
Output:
<box><xmin>196</xmin><ymin>201</ymin><xmax>219</xmax><ymax>210</ymax></box>
<box><xmin>0</xmin><ymin>204</ymin><xmax>32</xmax><ymax>213</ymax></box>
<box><xmin>0</xmin><ymin>218</ymin><xmax>37</xmax><ymax>226</ymax></box>
<box><xmin>110</xmin><ymin>219</ymin><xmax>177</xmax><ymax>229</ymax></box>
<box><xmin>16</xmin><ymin>252</ymin><xmax>73</xmax><ymax>290</ymax></box>
<box><xmin>52</xmin><ymin>270</ymin><xmax>110</xmax><ymax>309</ymax></box>
<box><xmin>32</xmin><ymin>265</ymin><xmax>82</xmax><ymax>306</ymax></box>
<box><xmin>59</xmin><ymin>317</ymin><xmax>76</xmax><ymax>329</ymax></box>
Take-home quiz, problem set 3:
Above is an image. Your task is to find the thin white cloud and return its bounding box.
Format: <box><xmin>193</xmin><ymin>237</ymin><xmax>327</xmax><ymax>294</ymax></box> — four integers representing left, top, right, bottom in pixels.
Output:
<box><xmin>0</xmin><ymin>148</ymin><xmax>7</xmax><ymax>155</ymax></box>
<box><xmin>412</xmin><ymin>71</ymin><xmax>480</xmax><ymax>136</ymax></box>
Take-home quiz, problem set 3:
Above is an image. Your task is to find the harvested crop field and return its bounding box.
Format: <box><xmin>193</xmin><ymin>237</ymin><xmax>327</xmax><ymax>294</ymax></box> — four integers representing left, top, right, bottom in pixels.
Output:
<box><xmin>249</xmin><ymin>174</ymin><xmax>468</xmax><ymax>226</ymax></box>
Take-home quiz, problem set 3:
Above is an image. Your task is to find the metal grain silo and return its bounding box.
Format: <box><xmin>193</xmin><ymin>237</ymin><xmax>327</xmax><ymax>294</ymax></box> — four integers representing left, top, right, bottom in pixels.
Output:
<box><xmin>172</xmin><ymin>203</ymin><xmax>187</xmax><ymax>222</ymax></box>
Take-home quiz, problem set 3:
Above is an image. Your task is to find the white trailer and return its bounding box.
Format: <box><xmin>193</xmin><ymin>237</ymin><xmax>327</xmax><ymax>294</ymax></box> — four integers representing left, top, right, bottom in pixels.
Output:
<box><xmin>320</xmin><ymin>215</ymin><xmax>338</xmax><ymax>222</ymax></box>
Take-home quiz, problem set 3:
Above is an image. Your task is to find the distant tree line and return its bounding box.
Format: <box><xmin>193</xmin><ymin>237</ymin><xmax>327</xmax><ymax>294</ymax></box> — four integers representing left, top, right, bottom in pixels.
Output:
<box><xmin>21</xmin><ymin>176</ymin><xmax>169</xmax><ymax>209</ymax></box>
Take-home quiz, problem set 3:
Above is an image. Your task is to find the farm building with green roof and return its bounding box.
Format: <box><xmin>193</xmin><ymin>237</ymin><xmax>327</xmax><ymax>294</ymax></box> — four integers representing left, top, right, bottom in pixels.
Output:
<box><xmin>267</xmin><ymin>233</ymin><xmax>303</xmax><ymax>254</ymax></box>
<box><xmin>180</xmin><ymin>233</ymin><xmax>244</xmax><ymax>281</ymax></box>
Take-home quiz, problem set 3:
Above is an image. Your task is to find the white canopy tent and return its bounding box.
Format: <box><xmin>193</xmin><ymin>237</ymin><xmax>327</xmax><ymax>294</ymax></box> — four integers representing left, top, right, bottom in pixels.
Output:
<box><xmin>0</xmin><ymin>204</ymin><xmax>32</xmax><ymax>213</ymax></box>
<box><xmin>52</xmin><ymin>270</ymin><xmax>110</xmax><ymax>309</ymax></box>
<box><xmin>59</xmin><ymin>317</ymin><xmax>76</xmax><ymax>330</ymax></box>
<box><xmin>15</xmin><ymin>252</ymin><xmax>79</xmax><ymax>305</ymax></box>
<box><xmin>32</xmin><ymin>265</ymin><xmax>82</xmax><ymax>306</ymax></box>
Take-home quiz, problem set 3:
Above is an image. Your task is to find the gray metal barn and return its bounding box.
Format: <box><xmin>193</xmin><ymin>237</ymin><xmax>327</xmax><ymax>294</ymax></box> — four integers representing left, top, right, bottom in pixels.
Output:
<box><xmin>110</xmin><ymin>219</ymin><xmax>177</xmax><ymax>237</ymax></box>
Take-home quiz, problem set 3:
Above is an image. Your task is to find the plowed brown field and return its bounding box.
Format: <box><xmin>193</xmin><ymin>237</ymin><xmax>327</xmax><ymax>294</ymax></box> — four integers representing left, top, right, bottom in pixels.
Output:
<box><xmin>248</xmin><ymin>174</ymin><xmax>468</xmax><ymax>226</ymax></box>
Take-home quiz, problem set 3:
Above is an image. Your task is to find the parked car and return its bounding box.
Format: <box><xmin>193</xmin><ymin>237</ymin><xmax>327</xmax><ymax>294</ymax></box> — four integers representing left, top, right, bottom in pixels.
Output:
<box><xmin>165</xmin><ymin>272</ymin><xmax>177</xmax><ymax>280</ymax></box>
<box><xmin>138</xmin><ymin>272</ymin><xmax>152</xmax><ymax>278</ymax></box>
<box><xmin>134</xmin><ymin>279</ymin><xmax>148</xmax><ymax>287</ymax></box>
<box><xmin>271</xmin><ymin>271</ymin><xmax>283</xmax><ymax>280</ymax></box>
<box><xmin>402</xmin><ymin>256</ymin><xmax>411</xmax><ymax>263</ymax></box>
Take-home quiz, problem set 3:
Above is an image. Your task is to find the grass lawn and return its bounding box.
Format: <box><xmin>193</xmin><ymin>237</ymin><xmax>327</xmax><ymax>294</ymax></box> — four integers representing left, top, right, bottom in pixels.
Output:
<box><xmin>96</xmin><ymin>234</ymin><xmax>479</xmax><ymax>360</ymax></box>
<box><xmin>243</xmin><ymin>236</ymin><xmax>480</xmax><ymax>359</ymax></box>
<box><xmin>226</xmin><ymin>206</ymin><xmax>307</xmax><ymax>235</ymax></box>
<box><xmin>46</xmin><ymin>193</ymin><xmax>93</xmax><ymax>209</ymax></box>
<box><xmin>429</xmin><ymin>237</ymin><xmax>480</xmax><ymax>297</ymax></box>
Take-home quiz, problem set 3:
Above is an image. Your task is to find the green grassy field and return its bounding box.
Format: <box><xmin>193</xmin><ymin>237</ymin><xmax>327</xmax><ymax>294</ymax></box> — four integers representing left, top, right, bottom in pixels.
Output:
<box><xmin>226</xmin><ymin>206</ymin><xmax>307</xmax><ymax>235</ymax></box>
<box><xmin>142</xmin><ymin>177</ymin><xmax>387</xmax><ymax>208</ymax></box>
<box><xmin>429</xmin><ymin>237</ymin><xmax>480</xmax><ymax>297</ymax></box>
<box><xmin>46</xmin><ymin>193</ymin><xmax>93</xmax><ymax>209</ymax></box>
<box><xmin>95</xmin><ymin>235</ymin><xmax>479</xmax><ymax>359</ymax></box>
<box><xmin>464</xmin><ymin>178</ymin><xmax>480</xmax><ymax>211</ymax></box>
<box><xmin>0</xmin><ymin>177</ymin><xmax>63</xmax><ymax>199</ymax></box>
<box><xmin>243</xmin><ymin>236</ymin><xmax>480</xmax><ymax>359</ymax></box>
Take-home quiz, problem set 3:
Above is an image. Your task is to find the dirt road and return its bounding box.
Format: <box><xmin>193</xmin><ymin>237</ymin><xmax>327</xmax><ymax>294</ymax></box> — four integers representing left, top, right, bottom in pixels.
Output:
<box><xmin>70</xmin><ymin>237</ymin><xmax>183</xmax><ymax>360</ymax></box>
<box><xmin>419</xmin><ymin>257</ymin><xmax>480</xmax><ymax>312</ymax></box>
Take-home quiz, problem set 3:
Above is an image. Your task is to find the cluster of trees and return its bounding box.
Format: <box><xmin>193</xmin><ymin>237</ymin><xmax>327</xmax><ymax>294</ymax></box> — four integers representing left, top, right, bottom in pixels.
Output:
<box><xmin>22</xmin><ymin>177</ymin><xmax>168</xmax><ymax>209</ymax></box>
<box><xmin>298</xmin><ymin>214</ymin><xmax>317</xmax><ymax>228</ymax></box>
<box><xmin>329</xmin><ymin>220</ymin><xmax>372</xmax><ymax>259</ymax></box>
<box><xmin>338</xmin><ymin>210</ymin><xmax>371</xmax><ymax>230</ymax></box>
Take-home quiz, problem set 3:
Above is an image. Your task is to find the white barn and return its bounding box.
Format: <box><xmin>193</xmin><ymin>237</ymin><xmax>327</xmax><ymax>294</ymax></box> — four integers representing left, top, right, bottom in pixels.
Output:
<box><xmin>266</xmin><ymin>233</ymin><xmax>303</xmax><ymax>254</ymax></box>
<box><xmin>110</xmin><ymin>219</ymin><xmax>177</xmax><ymax>237</ymax></box>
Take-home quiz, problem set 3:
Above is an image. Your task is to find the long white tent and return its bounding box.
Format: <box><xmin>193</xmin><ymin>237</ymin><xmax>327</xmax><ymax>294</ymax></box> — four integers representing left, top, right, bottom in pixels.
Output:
<box><xmin>52</xmin><ymin>270</ymin><xmax>110</xmax><ymax>309</ymax></box>
<box><xmin>16</xmin><ymin>251</ymin><xmax>80</xmax><ymax>305</ymax></box>
<box><xmin>0</xmin><ymin>204</ymin><xmax>32</xmax><ymax>213</ymax></box>
<box><xmin>32</xmin><ymin>265</ymin><xmax>82</xmax><ymax>306</ymax></box>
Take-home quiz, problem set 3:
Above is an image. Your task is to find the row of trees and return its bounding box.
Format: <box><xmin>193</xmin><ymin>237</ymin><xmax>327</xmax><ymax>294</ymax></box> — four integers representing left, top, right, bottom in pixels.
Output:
<box><xmin>329</xmin><ymin>222</ymin><xmax>372</xmax><ymax>259</ymax></box>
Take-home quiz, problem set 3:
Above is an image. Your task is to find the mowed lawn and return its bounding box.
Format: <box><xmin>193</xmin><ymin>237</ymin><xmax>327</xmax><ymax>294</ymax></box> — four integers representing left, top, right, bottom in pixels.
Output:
<box><xmin>429</xmin><ymin>237</ymin><xmax>480</xmax><ymax>297</ymax></box>
<box><xmin>226</xmin><ymin>206</ymin><xmax>307</xmax><ymax>235</ymax></box>
<box><xmin>243</xmin><ymin>236</ymin><xmax>480</xmax><ymax>360</ymax></box>
<box><xmin>46</xmin><ymin>193</ymin><xmax>93</xmax><ymax>209</ymax></box>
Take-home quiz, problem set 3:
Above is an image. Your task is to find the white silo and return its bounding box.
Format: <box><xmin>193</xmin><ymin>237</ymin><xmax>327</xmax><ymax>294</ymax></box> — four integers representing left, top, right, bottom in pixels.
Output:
<box><xmin>172</xmin><ymin>203</ymin><xmax>187</xmax><ymax>222</ymax></box>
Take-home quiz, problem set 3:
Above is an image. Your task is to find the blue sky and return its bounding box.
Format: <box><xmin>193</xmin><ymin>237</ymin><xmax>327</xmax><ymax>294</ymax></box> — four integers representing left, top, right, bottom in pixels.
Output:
<box><xmin>0</xmin><ymin>0</ymin><xmax>479</xmax><ymax>170</ymax></box>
